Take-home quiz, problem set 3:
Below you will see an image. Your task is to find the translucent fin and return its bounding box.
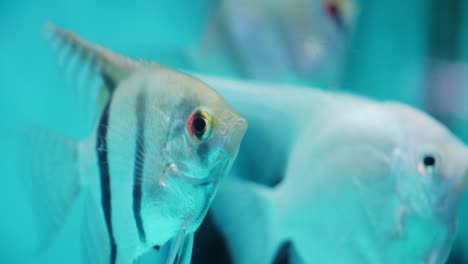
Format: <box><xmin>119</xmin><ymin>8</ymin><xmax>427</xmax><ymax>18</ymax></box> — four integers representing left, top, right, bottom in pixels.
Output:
<box><xmin>135</xmin><ymin>233</ymin><xmax>193</xmax><ymax>264</ymax></box>
<box><xmin>81</xmin><ymin>192</ymin><xmax>109</xmax><ymax>264</ymax></box>
<box><xmin>45</xmin><ymin>22</ymin><xmax>141</xmax><ymax>90</ymax></box>
<box><xmin>174</xmin><ymin>234</ymin><xmax>193</xmax><ymax>264</ymax></box>
<box><xmin>165</xmin><ymin>230</ymin><xmax>185</xmax><ymax>264</ymax></box>
<box><xmin>162</xmin><ymin>230</ymin><xmax>194</xmax><ymax>264</ymax></box>
<box><xmin>44</xmin><ymin>22</ymin><xmax>147</xmax><ymax>116</ymax></box>
<box><xmin>211</xmin><ymin>176</ymin><xmax>279</xmax><ymax>264</ymax></box>
<box><xmin>16</xmin><ymin>127</ymin><xmax>81</xmax><ymax>252</ymax></box>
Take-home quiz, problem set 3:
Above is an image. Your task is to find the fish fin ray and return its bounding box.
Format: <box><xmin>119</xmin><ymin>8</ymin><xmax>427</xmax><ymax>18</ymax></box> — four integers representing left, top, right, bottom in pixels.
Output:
<box><xmin>164</xmin><ymin>230</ymin><xmax>194</xmax><ymax>264</ymax></box>
<box><xmin>175</xmin><ymin>234</ymin><xmax>193</xmax><ymax>264</ymax></box>
<box><xmin>165</xmin><ymin>230</ymin><xmax>185</xmax><ymax>264</ymax></box>
<box><xmin>16</xmin><ymin>126</ymin><xmax>81</xmax><ymax>252</ymax></box>
<box><xmin>44</xmin><ymin>22</ymin><xmax>148</xmax><ymax>114</ymax></box>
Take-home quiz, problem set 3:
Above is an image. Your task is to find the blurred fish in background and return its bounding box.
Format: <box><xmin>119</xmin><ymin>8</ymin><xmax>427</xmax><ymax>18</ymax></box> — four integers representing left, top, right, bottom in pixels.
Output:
<box><xmin>185</xmin><ymin>0</ymin><xmax>357</xmax><ymax>88</ymax></box>
<box><xmin>191</xmin><ymin>76</ymin><xmax>468</xmax><ymax>264</ymax></box>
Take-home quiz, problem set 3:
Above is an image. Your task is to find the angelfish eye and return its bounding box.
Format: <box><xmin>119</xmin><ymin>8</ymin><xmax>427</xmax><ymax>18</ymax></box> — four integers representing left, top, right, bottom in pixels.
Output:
<box><xmin>418</xmin><ymin>153</ymin><xmax>440</xmax><ymax>176</ymax></box>
<box><xmin>187</xmin><ymin>109</ymin><xmax>213</xmax><ymax>141</ymax></box>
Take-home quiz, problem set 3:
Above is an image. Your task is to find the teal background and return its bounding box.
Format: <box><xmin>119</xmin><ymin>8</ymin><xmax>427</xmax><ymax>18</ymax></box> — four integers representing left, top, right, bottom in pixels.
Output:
<box><xmin>1</xmin><ymin>0</ymin><xmax>468</xmax><ymax>263</ymax></box>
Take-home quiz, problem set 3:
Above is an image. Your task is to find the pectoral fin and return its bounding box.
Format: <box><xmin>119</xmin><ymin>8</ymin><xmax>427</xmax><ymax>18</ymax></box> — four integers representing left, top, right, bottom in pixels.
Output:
<box><xmin>174</xmin><ymin>234</ymin><xmax>193</xmax><ymax>264</ymax></box>
<box><xmin>164</xmin><ymin>231</ymin><xmax>194</xmax><ymax>264</ymax></box>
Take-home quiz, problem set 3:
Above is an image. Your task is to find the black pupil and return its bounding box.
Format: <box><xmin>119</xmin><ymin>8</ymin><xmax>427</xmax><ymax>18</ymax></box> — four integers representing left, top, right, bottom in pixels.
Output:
<box><xmin>192</xmin><ymin>114</ymin><xmax>207</xmax><ymax>137</ymax></box>
<box><xmin>423</xmin><ymin>156</ymin><xmax>436</xmax><ymax>167</ymax></box>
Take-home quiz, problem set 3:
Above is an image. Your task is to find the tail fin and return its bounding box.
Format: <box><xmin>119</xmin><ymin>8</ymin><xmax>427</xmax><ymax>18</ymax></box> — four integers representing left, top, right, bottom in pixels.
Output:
<box><xmin>15</xmin><ymin>127</ymin><xmax>82</xmax><ymax>252</ymax></box>
<box><xmin>210</xmin><ymin>176</ymin><xmax>282</xmax><ymax>264</ymax></box>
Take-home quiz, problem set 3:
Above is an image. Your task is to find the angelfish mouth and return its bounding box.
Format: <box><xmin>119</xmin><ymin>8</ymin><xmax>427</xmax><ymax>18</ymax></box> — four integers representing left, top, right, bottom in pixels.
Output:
<box><xmin>160</xmin><ymin>162</ymin><xmax>221</xmax><ymax>187</ymax></box>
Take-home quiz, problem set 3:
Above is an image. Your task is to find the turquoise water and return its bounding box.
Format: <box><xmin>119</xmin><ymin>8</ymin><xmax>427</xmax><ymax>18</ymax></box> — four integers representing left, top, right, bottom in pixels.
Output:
<box><xmin>2</xmin><ymin>0</ymin><xmax>468</xmax><ymax>263</ymax></box>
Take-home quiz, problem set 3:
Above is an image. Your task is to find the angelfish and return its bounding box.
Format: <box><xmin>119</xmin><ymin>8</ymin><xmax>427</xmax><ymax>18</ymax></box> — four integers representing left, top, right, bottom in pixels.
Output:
<box><xmin>197</xmin><ymin>75</ymin><xmax>468</xmax><ymax>264</ymax></box>
<box><xmin>18</xmin><ymin>24</ymin><xmax>247</xmax><ymax>264</ymax></box>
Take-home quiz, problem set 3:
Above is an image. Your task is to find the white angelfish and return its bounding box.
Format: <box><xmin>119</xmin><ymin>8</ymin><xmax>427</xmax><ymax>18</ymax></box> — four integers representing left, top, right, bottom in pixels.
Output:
<box><xmin>17</xmin><ymin>25</ymin><xmax>247</xmax><ymax>264</ymax></box>
<box><xmin>197</xmin><ymin>75</ymin><xmax>468</xmax><ymax>264</ymax></box>
<box><xmin>188</xmin><ymin>0</ymin><xmax>357</xmax><ymax>86</ymax></box>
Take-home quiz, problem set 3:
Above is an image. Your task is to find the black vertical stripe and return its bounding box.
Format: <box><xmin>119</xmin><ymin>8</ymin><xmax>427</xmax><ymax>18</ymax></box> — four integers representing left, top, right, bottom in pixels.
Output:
<box><xmin>133</xmin><ymin>91</ymin><xmax>147</xmax><ymax>242</ymax></box>
<box><xmin>96</xmin><ymin>99</ymin><xmax>117</xmax><ymax>264</ymax></box>
<box><xmin>101</xmin><ymin>72</ymin><xmax>116</xmax><ymax>93</ymax></box>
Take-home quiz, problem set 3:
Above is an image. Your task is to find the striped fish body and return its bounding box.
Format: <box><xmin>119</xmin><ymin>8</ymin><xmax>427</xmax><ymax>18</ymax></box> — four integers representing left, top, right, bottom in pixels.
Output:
<box><xmin>79</xmin><ymin>70</ymin><xmax>239</xmax><ymax>263</ymax></box>
<box><xmin>16</xmin><ymin>24</ymin><xmax>247</xmax><ymax>264</ymax></box>
<box><xmin>108</xmin><ymin>71</ymin><xmax>226</xmax><ymax>258</ymax></box>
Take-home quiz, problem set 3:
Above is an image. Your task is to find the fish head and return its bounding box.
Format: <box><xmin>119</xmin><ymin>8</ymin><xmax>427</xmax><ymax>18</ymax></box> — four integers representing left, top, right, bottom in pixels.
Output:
<box><xmin>162</xmin><ymin>73</ymin><xmax>248</xmax><ymax>185</ymax></box>
<box><xmin>386</xmin><ymin>103</ymin><xmax>468</xmax><ymax>219</ymax></box>
<box><xmin>137</xmin><ymin>69</ymin><xmax>247</xmax><ymax>184</ymax></box>
<box><xmin>279</xmin><ymin>102</ymin><xmax>467</xmax><ymax>262</ymax></box>
<box><xmin>142</xmin><ymin>70</ymin><xmax>247</xmax><ymax>233</ymax></box>
<box><xmin>384</xmin><ymin>102</ymin><xmax>468</xmax><ymax>261</ymax></box>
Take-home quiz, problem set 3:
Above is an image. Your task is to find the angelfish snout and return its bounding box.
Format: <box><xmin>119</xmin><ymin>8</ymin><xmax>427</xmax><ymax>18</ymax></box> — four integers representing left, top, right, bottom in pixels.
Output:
<box><xmin>224</xmin><ymin>117</ymin><xmax>248</xmax><ymax>155</ymax></box>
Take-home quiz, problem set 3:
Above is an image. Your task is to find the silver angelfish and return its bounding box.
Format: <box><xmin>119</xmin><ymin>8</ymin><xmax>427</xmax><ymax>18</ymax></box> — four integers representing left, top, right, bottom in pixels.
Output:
<box><xmin>198</xmin><ymin>75</ymin><xmax>468</xmax><ymax>264</ymax></box>
<box><xmin>17</xmin><ymin>25</ymin><xmax>247</xmax><ymax>264</ymax></box>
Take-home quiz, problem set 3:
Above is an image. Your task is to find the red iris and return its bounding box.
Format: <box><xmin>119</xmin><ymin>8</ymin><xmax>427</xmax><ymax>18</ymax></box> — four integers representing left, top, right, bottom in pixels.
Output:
<box><xmin>187</xmin><ymin>110</ymin><xmax>210</xmax><ymax>140</ymax></box>
<box><xmin>187</xmin><ymin>112</ymin><xmax>195</xmax><ymax>137</ymax></box>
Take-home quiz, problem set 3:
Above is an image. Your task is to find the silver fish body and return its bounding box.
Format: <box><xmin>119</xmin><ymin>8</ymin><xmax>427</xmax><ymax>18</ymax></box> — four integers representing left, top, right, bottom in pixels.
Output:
<box><xmin>197</xmin><ymin>75</ymin><xmax>468</xmax><ymax>264</ymax></box>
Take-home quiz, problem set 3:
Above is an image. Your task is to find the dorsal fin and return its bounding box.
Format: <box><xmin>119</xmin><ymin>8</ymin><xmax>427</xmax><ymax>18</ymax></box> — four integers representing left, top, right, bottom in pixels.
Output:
<box><xmin>46</xmin><ymin>22</ymin><xmax>141</xmax><ymax>93</ymax></box>
<box><xmin>45</xmin><ymin>23</ymin><xmax>150</xmax><ymax>131</ymax></box>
